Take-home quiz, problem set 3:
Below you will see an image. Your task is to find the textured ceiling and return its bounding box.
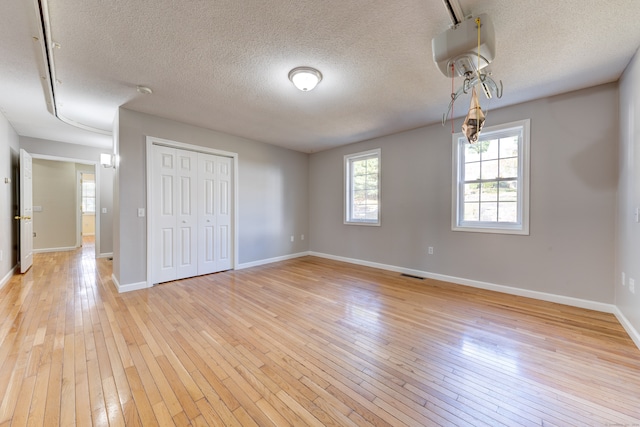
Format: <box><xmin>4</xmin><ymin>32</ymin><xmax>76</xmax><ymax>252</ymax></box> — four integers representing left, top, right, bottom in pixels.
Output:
<box><xmin>1</xmin><ymin>1</ymin><xmax>639</xmax><ymax>152</ymax></box>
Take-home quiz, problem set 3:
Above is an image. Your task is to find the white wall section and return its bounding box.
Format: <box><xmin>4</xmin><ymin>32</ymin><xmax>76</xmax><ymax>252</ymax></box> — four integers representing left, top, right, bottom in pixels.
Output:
<box><xmin>617</xmin><ymin>47</ymin><xmax>640</xmax><ymax>345</ymax></box>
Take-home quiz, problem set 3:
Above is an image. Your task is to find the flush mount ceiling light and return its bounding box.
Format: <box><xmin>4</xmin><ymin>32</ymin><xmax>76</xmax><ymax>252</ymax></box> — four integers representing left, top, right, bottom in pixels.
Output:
<box><xmin>288</xmin><ymin>67</ymin><xmax>322</xmax><ymax>91</ymax></box>
<box><xmin>137</xmin><ymin>85</ymin><xmax>153</xmax><ymax>95</ymax></box>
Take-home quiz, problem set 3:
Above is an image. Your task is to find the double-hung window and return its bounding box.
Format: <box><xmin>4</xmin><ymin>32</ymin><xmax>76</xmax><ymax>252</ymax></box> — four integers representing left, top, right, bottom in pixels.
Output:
<box><xmin>345</xmin><ymin>148</ymin><xmax>380</xmax><ymax>225</ymax></box>
<box><xmin>452</xmin><ymin>119</ymin><xmax>530</xmax><ymax>234</ymax></box>
<box><xmin>81</xmin><ymin>180</ymin><xmax>96</xmax><ymax>213</ymax></box>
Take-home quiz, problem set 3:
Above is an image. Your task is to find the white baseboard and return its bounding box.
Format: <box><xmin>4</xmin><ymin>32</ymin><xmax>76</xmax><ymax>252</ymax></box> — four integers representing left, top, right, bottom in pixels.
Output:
<box><xmin>97</xmin><ymin>252</ymin><xmax>113</xmax><ymax>259</ymax></box>
<box><xmin>0</xmin><ymin>265</ymin><xmax>17</xmax><ymax>291</ymax></box>
<box><xmin>196</xmin><ymin>250</ymin><xmax>640</xmax><ymax>351</ymax></box>
<box><xmin>309</xmin><ymin>252</ymin><xmax>640</xmax><ymax>351</ymax></box>
<box><xmin>308</xmin><ymin>251</ymin><xmax>617</xmax><ymax>314</ymax></box>
<box><xmin>613</xmin><ymin>307</ymin><xmax>640</xmax><ymax>350</ymax></box>
<box><xmin>33</xmin><ymin>246</ymin><xmax>77</xmax><ymax>254</ymax></box>
<box><xmin>236</xmin><ymin>251</ymin><xmax>310</xmax><ymax>270</ymax></box>
<box><xmin>112</xmin><ymin>273</ymin><xmax>150</xmax><ymax>293</ymax></box>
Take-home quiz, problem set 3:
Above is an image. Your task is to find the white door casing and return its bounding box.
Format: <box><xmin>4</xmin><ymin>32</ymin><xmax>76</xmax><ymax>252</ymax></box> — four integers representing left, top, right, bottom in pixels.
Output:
<box><xmin>19</xmin><ymin>149</ymin><xmax>33</xmax><ymax>273</ymax></box>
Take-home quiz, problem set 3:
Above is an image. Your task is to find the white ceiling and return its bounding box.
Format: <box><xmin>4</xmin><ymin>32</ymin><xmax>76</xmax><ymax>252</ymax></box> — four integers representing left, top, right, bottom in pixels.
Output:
<box><xmin>1</xmin><ymin>1</ymin><xmax>639</xmax><ymax>153</ymax></box>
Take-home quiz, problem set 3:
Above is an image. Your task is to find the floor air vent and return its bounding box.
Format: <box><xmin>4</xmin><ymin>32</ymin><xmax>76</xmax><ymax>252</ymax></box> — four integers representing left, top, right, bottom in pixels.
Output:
<box><xmin>401</xmin><ymin>273</ymin><xmax>424</xmax><ymax>280</ymax></box>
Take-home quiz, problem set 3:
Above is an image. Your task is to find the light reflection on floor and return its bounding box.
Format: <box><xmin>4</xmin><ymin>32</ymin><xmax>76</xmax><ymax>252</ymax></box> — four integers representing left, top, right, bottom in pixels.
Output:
<box><xmin>460</xmin><ymin>336</ymin><xmax>520</xmax><ymax>374</ymax></box>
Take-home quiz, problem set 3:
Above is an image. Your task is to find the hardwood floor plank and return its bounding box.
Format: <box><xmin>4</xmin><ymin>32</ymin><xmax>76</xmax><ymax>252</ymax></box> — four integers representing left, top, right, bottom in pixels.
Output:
<box><xmin>1</xmin><ymin>245</ymin><xmax>639</xmax><ymax>426</ymax></box>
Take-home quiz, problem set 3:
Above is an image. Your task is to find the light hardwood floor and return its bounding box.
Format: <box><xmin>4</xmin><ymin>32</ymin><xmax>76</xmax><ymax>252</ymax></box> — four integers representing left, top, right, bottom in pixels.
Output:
<box><xmin>1</xmin><ymin>242</ymin><xmax>639</xmax><ymax>426</ymax></box>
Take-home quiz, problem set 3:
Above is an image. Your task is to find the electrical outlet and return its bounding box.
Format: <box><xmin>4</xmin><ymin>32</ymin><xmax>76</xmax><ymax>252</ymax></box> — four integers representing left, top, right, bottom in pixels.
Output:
<box><xmin>290</xmin><ymin>235</ymin><xmax>294</xmax><ymax>242</ymax></box>
<box><xmin>622</xmin><ymin>272</ymin><xmax>626</xmax><ymax>286</ymax></box>
<box><xmin>428</xmin><ymin>247</ymin><xmax>434</xmax><ymax>255</ymax></box>
<box><xmin>630</xmin><ymin>278</ymin><xmax>635</xmax><ymax>294</ymax></box>
<box><xmin>0</xmin><ymin>250</ymin><xmax>3</xmax><ymax>262</ymax></box>
<box><xmin>636</xmin><ymin>207</ymin><xmax>640</xmax><ymax>223</ymax></box>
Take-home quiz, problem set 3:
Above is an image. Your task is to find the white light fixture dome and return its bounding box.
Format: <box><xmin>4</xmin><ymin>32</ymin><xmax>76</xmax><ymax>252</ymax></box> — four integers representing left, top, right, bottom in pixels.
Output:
<box><xmin>288</xmin><ymin>67</ymin><xmax>322</xmax><ymax>91</ymax></box>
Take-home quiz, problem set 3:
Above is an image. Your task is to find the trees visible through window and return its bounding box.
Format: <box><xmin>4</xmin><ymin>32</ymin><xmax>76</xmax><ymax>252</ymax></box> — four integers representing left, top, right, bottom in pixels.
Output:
<box><xmin>452</xmin><ymin>119</ymin><xmax>530</xmax><ymax>234</ymax></box>
<box><xmin>345</xmin><ymin>149</ymin><xmax>380</xmax><ymax>225</ymax></box>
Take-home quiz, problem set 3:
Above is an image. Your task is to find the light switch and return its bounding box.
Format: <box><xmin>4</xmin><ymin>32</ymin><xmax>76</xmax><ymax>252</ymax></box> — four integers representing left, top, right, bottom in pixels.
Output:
<box><xmin>102</xmin><ymin>207</ymin><xmax>107</xmax><ymax>214</ymax></box>
<box><xmin>137</xmin><ymin>208</ymin><xmax>145</xmax><ymax>217</ymax></box>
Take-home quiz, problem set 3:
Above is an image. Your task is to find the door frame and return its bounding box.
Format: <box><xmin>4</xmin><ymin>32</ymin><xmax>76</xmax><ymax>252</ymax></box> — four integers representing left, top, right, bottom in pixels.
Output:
<box><xmin>31</xmin><ymin>154</ymin><xmax>99</xmax><ymax>259</ymax></box>
<box><xmin>77</xmin><ymin>170</ymin><xmax>96</xmax><ymax>243</ymax></box>
<box><xmin>145</xmin><ymin>136</ymin><xmax>239</xmax><ymax>286</ymax></box>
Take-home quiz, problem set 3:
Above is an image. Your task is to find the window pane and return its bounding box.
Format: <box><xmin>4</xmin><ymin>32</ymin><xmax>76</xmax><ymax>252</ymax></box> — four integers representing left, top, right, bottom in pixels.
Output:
<box><xmin>499</xmin><ymin>157</ymin><xmax>518</xmax><ymax>178</ymax></box>
<box><xmin>463</xmin><ymin>203</ymin><xmax>479</xmax><ymax>221</ymax></box>
<box><xmin>480</xmin><ymin>202</ymin><xmax>497</xmax><ymax>222</ymax></box>
<box><xmin>366</xmin><ymin>189</ymin><xmax>378</xmax><ymax>204</ymax></box>
<box><xmin>464</xmin><ymin>183</ymin><xmax>479</xmax><ymax>202</ymax></box>
<box><xmin>482</xmin><ymin>139</ymin><xmax>499</xmax><ymax>160</ymax></box>
<box><xmin>365</xmin><ymin>174</ymin><xmax>378</xmax><ymax>188</ymax></box>
<box><xmin>464</xmin><ymin>162</ymin><xmax>480</xmax><ymax>181</ymax></box>
<box><xmin>481</xmin><ymin>160</ymin><xmax>499</xmax><ymax>180</ymax></box>
<box><xmin>498</xmin><ymin>181</ymin><xmax>518</xmax><ymax>201</ymax></box>
<box><xmin>499</xmin><ymin>136</ymin><xmax>519</xmax><ymax>158</ymax></box>
<box><xmin>353</xmin><ymin>205</ymin><xmax>366</xmax><ymax>219</ymax></box>
<box><xmin>481</xmin><ymin>182</ymin><xmax>498</xmax><ymax>202</ymax></box>
<box><xmin>498</xmin><ymin>202</ymin><xmax>517</xmax><ymax>222</ymax></box>
<box><xmin>464</xmin><ymin>142</ymin><xmax>481</xmax><ymax>162</ymax></box>
<box><xmin>353</xmin><ymin>175</ymin><xmax>366</xmax><ymax>190</ymax></box>
<box><xmin>366</xmin><ymin>158</ymin><xmax>378</xmax><ymax>173</ymax></box>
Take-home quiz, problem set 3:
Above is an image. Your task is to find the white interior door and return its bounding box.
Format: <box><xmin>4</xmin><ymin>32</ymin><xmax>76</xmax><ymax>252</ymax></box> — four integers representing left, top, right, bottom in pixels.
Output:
<box><xmin>176</xmin><ymin>150</ymin><xmax>198</xmax><ymax>279</ymax></box>
<box><xmin>152</xmin><ymin>146</ymin><xmax>178</xmax><ymax>284</ymax></box>
<box><xmin>197</xmin><ymin>153</ymin><xmax>231</xmax><ymax>274</ymax></box>
<box><xmin>18</xmin><ymin>149</ymin><xmax>33</xmax><ymax>273</ymax></box>
<box><xmin>214</xmin><ymin>155</ymin><xmax>232</xmax><ymax>271</ymax></box>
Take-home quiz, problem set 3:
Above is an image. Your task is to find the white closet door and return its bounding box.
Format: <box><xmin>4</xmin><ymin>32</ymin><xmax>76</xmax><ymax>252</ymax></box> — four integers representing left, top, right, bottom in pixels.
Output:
<box><xmin>152</xmin><ymin>144</ymin><xmax>233</xmax><ymax>284</ymax></box>
<box><xmin>198</xmin><ymin>153</ymin><xmax>232</xmax><ymax>274</ymax></box>
<box><xmin>152</xmin><ymin>146</ymin><xmax>178</xmax><ymax>284</ymax></box>
<box><xmin>216</xmin><ymin>156</ymin><xmax>232</xmax><ymax>271</ymax></box>
<box><xmin>176</xmin><ymin>149</ymin><xmax>198</xmax><ymax>279</ymax></box>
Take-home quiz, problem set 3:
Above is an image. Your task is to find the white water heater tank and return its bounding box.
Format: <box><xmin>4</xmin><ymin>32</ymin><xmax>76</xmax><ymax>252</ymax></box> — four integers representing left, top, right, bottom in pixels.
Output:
<box><xmin>432</xmin><ymin>14</ymin><xmax>495</xmax><ymax>77</ymax></box>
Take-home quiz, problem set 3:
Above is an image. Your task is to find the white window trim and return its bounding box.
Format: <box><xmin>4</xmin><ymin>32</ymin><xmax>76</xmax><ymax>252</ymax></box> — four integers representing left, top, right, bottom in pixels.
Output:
<box><xmin>344</xmin><ymin>148</ymin><xmax>381</xmax><ymax>226</ymax></box>
<box><xmin>451</xmin><ymin>119</ymin><xmax>530</xmax><ymax>235</ymax></box>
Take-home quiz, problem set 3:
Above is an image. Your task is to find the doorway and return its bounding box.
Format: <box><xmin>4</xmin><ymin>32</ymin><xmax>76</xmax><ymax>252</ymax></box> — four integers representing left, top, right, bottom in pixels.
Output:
<box><xmin>29</xmin><ymin>155</ymin><xmax>99</xmax><ymax>259</ymax></box>
<box><xmin>79</xmin><ymin>172</ymin><xmax>96</xmax><ymax>246</ymax></box>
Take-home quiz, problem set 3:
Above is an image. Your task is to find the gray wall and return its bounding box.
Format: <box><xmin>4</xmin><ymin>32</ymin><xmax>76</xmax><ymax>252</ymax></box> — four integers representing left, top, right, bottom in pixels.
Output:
<box><xmin>309</xmin><ymin>83</ymin><xmax>618</xmax><ymax>303</ymax></box>
<box><xmin>0</xmin><ymin>112</ymin><xmax>19</xmax><ymax>286</ymax></box>
<box><xmin>32</xmin><ymin>159</ymin><xmax>78</xmax><ymax>250</ymax></box>
<box><xmin>617</xmin><ymin>48</ymin><xmax>640</xmax><ymax>334</ymax></box>
<box><xmin>20</xmin><ymin>137</ymin><xmax>114</xmax><ymax>257</ymax></box>
<box><xmin>114</xmin><ymin>108</ymin><xmax>309</xmax><ymax>287</ymax></box>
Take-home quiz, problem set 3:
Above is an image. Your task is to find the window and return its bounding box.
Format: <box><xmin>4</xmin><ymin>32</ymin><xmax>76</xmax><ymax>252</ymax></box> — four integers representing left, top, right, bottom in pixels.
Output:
<box><xmin>81</xmin><ymin>179</ymin><xmax>96</xmax><ymax>213</ymax></box>
<box><xmin>452</xmin><ymin>119</ymin><xmax>530</xmax><ymax>234</ymax></box>
<box><xmin>345</xmin><ymin>148</ymin><xmax>380</xmax><ymax>225</ymax></box>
